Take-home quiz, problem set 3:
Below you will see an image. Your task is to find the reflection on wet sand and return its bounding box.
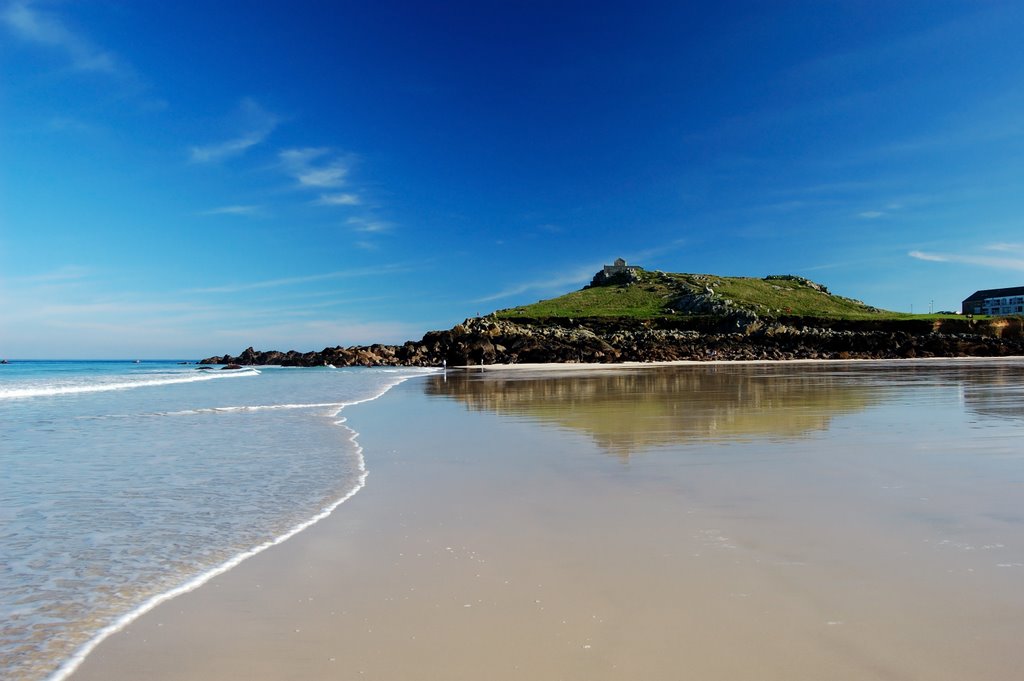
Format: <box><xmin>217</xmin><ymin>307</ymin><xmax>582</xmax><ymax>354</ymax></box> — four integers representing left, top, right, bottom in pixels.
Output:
<box><xmin>961</xmin><ymin>362</ymin><xmax>1024</xmax><ymax>421</ymax></box>
<box><xmin>425</xmin><ymin>364</ymin><xmax>884</xmax><ymax>456</ymax></box>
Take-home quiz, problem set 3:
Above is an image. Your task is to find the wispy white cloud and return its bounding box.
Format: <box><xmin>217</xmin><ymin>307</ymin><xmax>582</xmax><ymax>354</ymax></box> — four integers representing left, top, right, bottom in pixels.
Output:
<box><xmin>38</xmin><ymin>299</ymin><xmax>222</xmax><ymax>317</ymax></box>
<box><xmin>785</xmin><ymin>6</ymin><xmax>1015</xmax><ymax>95</ymax></box>
<box><xmin>760</xmin><ymin>200</ymin><xmax>821</xmax><ymax>212</ymax></box>
<box><xmin>189</xmin><ymin>98</ymin><xmax>278</xmax><ymax>163</ymax></box>
<box><xmin>908</xmin><ymin>250</ymin><xmax>949</xmax><ymax>263</ymax></box>
<box><xmin>770</xmin><ymin>180</ymin><xmax>884</xmax><ymax>198</ymax></box>
<box><xmin>910</xmin><ymin>249</ymin><xmax>1024</xmax><ymax>271</ymax></box>
<box><xmin>279</xmin><ymin>146</ymin><xmax>395</xmax><ymax>240</ymax></box>
<box><xmin>316</xmin><ymin>192</ymin><xmax>361</xmax><ymax>206</ymax></box>
<box><xmin>801</xmin><ymin>260</ymin><xmax>856</xmax><ymax>272</ymax></box>
<box><xmin>800</xmin><ymin>253</ymin><xmax>913</xmax><ymax>273</ymax></box>
<box><xmin>199</xmin><ymin>204</ymin><xmax>264</xmax><ymax>217</ymax></box>
<box><xmin>984</xmin><ymin>242</ymin><xmax>1024</xmax><ymax>253</ymax></box>
<box><xmin>623</xmin><ymin>239</ymin><xmax>688</xmax><ymax>264</ymax></box>
<box><xmin>865</xmin><ymin>116</ymin><xmax>1024</xmax><ymax>161</ymax></box>
<box><xmin>347</xmin><ymin>217</ymin><xmax>392</xmax><ymax>233</ymax></box>
<box><xmin>209</xmin><ymin>319</ymin><xmax>422</xmax><ymax>350</ymax></box>
<box><xmin>473</xmin><ymin>266</ymin><xmax>599</xmax><ymax>304</ymax></box>
<box><xmin>186</xmin><ymin>264</ymin><xmax>411</xmax><ymax>294</ymax></box>
<box><xmin>1</xmin><ymin>1</ymin><xmax>122</xmax><ymax>74</ymax></box>
<box><xmin>10</xmin><ymin>264</ymin><xmax>92</xmax><ymax>283</ymax></box>
<box><xmin>279</xmin><ymin>148</ymin><xmax>351</xmax><ymax>188</ymax></box>
<box><xmin>190</xmin><ymin>135</ymin><xmax>266</xmax><ymax>163</ymax></box>
<box><xmin>859</xmin><ymin>211</ymin><xmax>885</xmax><ymax>219</ymax></box>
<box><xmin>48</xmin><ymin>116</ymin><xmax>96</xmax><ymax>134</ymax></box>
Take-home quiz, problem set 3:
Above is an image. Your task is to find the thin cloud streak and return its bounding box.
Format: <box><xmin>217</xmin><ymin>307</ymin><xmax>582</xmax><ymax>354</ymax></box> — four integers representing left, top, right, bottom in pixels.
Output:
<box><xmin>801</xmin><ymin>257</ymin><xmax>884</xmax><ymax>272</ymax></box>
<box><xmin>908</xmin><ymin>250</ymin><xmax>949</xmax><ymax>263</ymax></box>
<box><xmin>209</xmin><ymin>319</ymin><xmax>422</xmax><ymax>349</ymax></box>
<box><xmin>473</xmin><ymin>266</ymin><xmax>599</xmax><ymax>304</ymax></box>
<box><xmin>623</xmin><ymin>239</ymin><xmax>688</xmax><ymax>264</ymax></box>
<box><xmin>316</xmin><ymin>193</ymin><xmax>361</xmax><ymax>206</ymax></box>
<box><xmin>189</xmin><ymin>99</ymin><xmax>278</xmax><ymax>163</ymax></box>
<box><xmin>279</xmin><ymin>148</ymin><xmax>350</xmax><ymax>188</ymax></box>
<box><xmin>190</xmin><ymin>134</ymin><xmax>267</xmax><ymax>163</ymax></box>
<box><xmin>186</xmin><ymin>264</ymin><xmax>411</xmax><ymax>294</ymax></box>
<box><xmin>984</xmin><ymin>242</ymin><xmax>1024</xmax><ymax>253</ymax></box>
<box><xmin>910</xmin><ymin>250</ymin><xmax>1024</xmax><ymax>271</ymax></box>
<box><xmin>8</xmin><ymin>265</ymin><xmax>92</xmax><ymax>283</ymax></box>
<box><xmin>2</xmin><ymin>1</ymin><xmax>120</xmax><ymax>74</ymax></box>
<box><xmin>199</xmin><ymin>205</ymin><xmax>264</xmax><ymax>217</ymax></box>
<box><xmin>347</xmin><ymin>217</ymin><xmax>392</xmax><ymax>233</ymax></box>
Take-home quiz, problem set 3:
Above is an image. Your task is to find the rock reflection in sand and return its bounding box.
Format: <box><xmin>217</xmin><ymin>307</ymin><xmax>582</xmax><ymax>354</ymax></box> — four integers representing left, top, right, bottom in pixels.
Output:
<box><xmin>424</xmin><ymin>364</ymin><xmax>884</xmax><ymax>456</ymax></box>
<box><xmin>960</xmin><ymin>362</ymin><xmax>1024</xmax><ymax>422</ymax></box>
<box><xmin>425</xmin><ymin>359</ymin><xmax>1024</xmax><ymax>457</ymax></box>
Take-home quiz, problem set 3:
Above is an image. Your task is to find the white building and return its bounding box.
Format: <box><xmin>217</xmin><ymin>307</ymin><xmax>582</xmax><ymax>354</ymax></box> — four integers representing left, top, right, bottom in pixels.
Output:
<box><xmin>962</xmin><ymin>286</ymin><xmax>1024</xmax><ymax>315</ymax></box>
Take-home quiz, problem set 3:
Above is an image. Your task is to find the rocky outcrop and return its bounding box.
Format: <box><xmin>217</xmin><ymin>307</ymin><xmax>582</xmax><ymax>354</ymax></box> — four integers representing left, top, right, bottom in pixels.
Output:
<box><xmin>764</xmin><ymin>274</ymin><xmax>830</xmax><ymax>294</ymax></box>
<box><xmin>589</xmin><ymin>268</ymin><xmax>641</xmax><ymax>287</ymax></box>
<box><xmin>199</xmin><ymin>315</ymin><xmax>1024</xmax><ymax>367</ymax></box>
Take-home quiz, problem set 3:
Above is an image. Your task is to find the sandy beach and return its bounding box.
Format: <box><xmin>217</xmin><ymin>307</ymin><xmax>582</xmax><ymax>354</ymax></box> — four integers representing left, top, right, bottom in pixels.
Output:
<box><xmin>70</xmin><ymin>362</ymin><xmax>1024</xmax><ymax>680</ymax></box>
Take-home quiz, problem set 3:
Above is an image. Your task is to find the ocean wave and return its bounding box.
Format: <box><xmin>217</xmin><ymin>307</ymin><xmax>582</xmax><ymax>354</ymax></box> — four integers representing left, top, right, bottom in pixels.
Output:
<box><xmin>0</xmin><ymin>369</ymin><xmax>260</xmax><ymax>401</ymax></box>
<box><xmin>157</xmin><ymin>402</ymin><xmax>348</xmax><ymax>416</ymax></box>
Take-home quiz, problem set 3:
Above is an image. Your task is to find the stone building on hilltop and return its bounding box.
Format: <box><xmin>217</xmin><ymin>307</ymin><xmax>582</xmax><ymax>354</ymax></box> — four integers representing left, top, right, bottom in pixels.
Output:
<box><xmin>591</xmin><ymin>258</ymin><xmax>643</xmax><ymax>287</ymax></box>
<box><xmin>602</xmin><ymin>257</ymin><xmax>642</xmax><ymax>277</ymax></box>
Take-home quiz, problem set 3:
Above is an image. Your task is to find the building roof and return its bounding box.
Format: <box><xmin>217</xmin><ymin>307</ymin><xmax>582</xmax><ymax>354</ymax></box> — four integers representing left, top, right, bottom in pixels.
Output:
<box><xmin>963</xmin><ymin>286</ymin><xmax>1024</xmax><ymax>303</ymax></box>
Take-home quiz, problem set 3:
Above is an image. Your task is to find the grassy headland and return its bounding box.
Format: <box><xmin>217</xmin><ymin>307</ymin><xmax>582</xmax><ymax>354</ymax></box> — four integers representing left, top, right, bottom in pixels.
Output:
<box><xmin>203</xmin><ymin>268</ymin><xmax>1024</xmax><ymax>367</ymax></box>
<box><xmin>495</xmin><ymin>270</ymin><xmax>960</xmax><ymax>322</ymax></box>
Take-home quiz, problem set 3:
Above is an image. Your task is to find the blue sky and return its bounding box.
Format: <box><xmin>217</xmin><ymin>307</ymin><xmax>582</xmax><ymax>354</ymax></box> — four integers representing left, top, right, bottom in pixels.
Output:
<box><xmin>3</xmin><ymin>1</ymin><xmax>1024</xmax><ymax>358</ymax></box>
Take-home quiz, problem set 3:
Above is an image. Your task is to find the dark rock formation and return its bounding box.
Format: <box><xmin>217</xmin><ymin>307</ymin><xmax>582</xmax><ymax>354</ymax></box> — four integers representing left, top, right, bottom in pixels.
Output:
<box><xmin>199</xmin><ymin>315</ymin><xmax>1024</xmax><ymax>367</ymax></box>
<box><xmin>589</xmin><ymin>267</ymin><xmax>641</xmax><ymax>287</ymax></box>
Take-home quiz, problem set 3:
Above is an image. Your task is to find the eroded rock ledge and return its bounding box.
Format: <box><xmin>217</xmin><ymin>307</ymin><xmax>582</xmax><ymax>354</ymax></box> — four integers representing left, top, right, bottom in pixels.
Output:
<box><xmin>200</xmin><ymin>315</ymin><xmax>1024</xmax><ymax>367</ymax></box>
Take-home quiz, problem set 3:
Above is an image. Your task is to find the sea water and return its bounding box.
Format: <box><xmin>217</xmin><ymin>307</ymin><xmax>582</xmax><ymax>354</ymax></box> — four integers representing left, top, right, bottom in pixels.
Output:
<box><xmin>0</xmin><ymin>361</ymin><xmax>437</xmax><ymax>681</ymax></box>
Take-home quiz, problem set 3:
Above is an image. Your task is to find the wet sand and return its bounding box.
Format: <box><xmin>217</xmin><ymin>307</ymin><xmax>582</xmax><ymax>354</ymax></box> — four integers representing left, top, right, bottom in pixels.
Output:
<box><xmin>71</xmin><ymin>362</ymin><xmax>1024</xmax><ymax>680</ymax></box>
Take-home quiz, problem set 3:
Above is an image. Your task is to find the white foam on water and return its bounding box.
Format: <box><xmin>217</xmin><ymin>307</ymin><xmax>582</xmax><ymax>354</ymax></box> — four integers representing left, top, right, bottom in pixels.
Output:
<box><xmin>44</xmin><ymin>368</ymin><xmax>436</xmax><ymax>681</ymax></box>
<box><xmin>158</xmin><ymin>402</ymin><xmax>349</xmax><ymax>415</ymax></box>
<box><xmin>0</xmin><ymin>368</ymin><xmax>260</xmax><ymax>400</ymax></box>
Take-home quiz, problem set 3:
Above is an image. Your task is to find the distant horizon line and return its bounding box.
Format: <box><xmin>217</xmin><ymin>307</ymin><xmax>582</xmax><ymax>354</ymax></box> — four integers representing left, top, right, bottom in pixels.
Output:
<box><xmin>1</xmin><ymin>358</ymin><xmax>203</xmax><ymax>362</ymax></box>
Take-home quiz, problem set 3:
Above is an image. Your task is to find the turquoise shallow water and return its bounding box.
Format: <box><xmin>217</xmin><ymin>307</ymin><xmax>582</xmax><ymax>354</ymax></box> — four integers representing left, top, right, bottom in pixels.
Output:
<box><xmin>0</xmin><ymin>361</ymin><xmax>436</xmax><ymax>680</ymax></box>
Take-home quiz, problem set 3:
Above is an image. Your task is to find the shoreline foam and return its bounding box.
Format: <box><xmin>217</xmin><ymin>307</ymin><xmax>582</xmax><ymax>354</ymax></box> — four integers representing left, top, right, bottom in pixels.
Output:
<box><xmin>45</xmin><ymin>369</ymin><xmax>436</xmax><ymax>681</ymax></box>
<box><xmin>0</xmin><ymin>368</ymin><xmax>261</xmax><ymax>401</ymax></box>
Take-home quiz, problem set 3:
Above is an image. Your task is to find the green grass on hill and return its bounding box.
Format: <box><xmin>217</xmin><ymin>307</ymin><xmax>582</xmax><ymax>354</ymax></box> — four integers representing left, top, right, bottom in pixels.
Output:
<box><xmin>706</xmin><ymin>275</ymin><xmax>880</xmax><ymax>318</ymax></box>
<box><xmin>496</xmin><ymin>280</ymin><xmax>670</xmax><ymax>318</ymax></box>
<box><xmin>494</xmin><ymin>270</ymin><xmax>962</xmax><ymax>321</ymax></box>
